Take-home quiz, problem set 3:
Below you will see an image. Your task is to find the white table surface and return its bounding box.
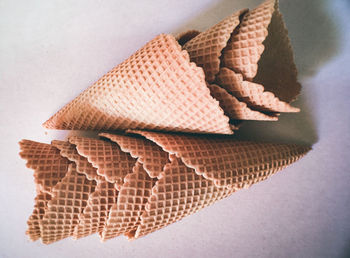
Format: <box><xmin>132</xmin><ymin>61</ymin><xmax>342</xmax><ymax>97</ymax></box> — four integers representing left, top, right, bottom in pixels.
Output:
<box><xmin>1</xmin><ymin>0</ymin><xmax>349</xmax><ymax>257</ymax></box>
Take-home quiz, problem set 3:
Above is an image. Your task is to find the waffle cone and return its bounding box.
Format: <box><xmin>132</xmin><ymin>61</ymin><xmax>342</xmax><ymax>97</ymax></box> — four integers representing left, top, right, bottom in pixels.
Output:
<box><xmin>74</xmin><ymin>180</ymin><xmax>118</xmax><ymax>239</ymax></box>
<box><xmin>100</xmin><ymin>133</ymin><xmax>169</xmax><ymax>178</ymax></box>
<box><xmin>68</xmin><ymin>137</ymin><xmax>137</xmax><ymax>188</ymax></box>
<box><xmin>43</xmin><ymin>34</ymin><xmax>232</xmax><ymax>134</ymax></box>
<box><xmin>19</xmin><ymin>132</ymin><xmax>311</xmax><ymax>243</ymax></box>
<box><xmin>222</xmin><ymin>0</ymin><xmax>275</xmax><ymax>79</ymax></box>
<box><xmin>40</xmin><ymin>164</ymin><xmax>96</xmax><ymax>244</ymax></box>
<box><xmin>221</xmin><ymin>0</ymin><xmax>300</xmax><ymax>102</ymax></box>
<box><xmin>128</xmin><ymin>130</ymin><xmax>311</xmax><ymax>189</ymax></box>
<box><xmin>51</xmin><ymin>140</ymin><xmax>103</xmax><ymax>181</ymax></box>
<box><xmin>135</xmin><ymin>156</ymin><xmax>235</xmax><ymax>238</ymax></box>
<box><xmin>216</xmin><ymin>67</ymin><xmax>299</xmax><ymax>113</ymax></box>
<box><xmin>19</xmin><ymin>140</ymin><xmax>70</xmax><ymax>193</ymax></box>
<box><xmin>101</xmin><ymin>162</ymin><xmax>156</xmax><ymax>241</ymax></box>
<box><xmin>183</xmin><ymin>9</ymin><xmax>247</xmax><ymax>82</ymax></box>
<box><xmin>253</xmin><ymin>0</ymin><xmax>300</xmax><ymax>102</ymax></box>
<box><xmin>208</xmin><ymin>84</ymin><xmax>278</xmax><ymax>121</ymax></box>
<box><xmin>26</xmin><ymin>192</ymin><xmax>52</xmax><ymax>241</ymax></box>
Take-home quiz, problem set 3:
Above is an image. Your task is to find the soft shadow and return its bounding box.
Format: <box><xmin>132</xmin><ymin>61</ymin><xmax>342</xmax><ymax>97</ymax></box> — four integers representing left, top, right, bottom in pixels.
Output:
<box><xmin>232</xmin><ymin>92</ymin><xmax>318</xmax><ymax>145</ymax></box>
<box><xmin>341</xmin><ymin>241</ymin><xmax>350</xmax><ymax>258</ymax></box>
<box><xmin>280</xmin><ymin>0</ymin><xmax>340</xmax><ymax>78</ymax></box>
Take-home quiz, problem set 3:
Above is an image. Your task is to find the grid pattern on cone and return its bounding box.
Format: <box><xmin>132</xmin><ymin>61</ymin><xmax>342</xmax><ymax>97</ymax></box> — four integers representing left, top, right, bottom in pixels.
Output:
<box><xmin>183</xmin><ymin>10</ymin><xmax>246</xmax><ymax>82</ymax></box>
<box><xmin>74</xmin><ymin>180</ymin><xmax>118</xmax><ymax>239</ymax></box>
<box><xmin>128</xmin><ymin>131</ymin><xmax>311</xmax><ymax>189</ymax></box>
<box><xmin>100</xmin><ymin>133</ymin><xmax>169</xmax><ymax>178</ymax></box>
<box><xmin>26</xmin><ymin>192</ymin><xmax>52</xmax><ymax>241</ymax></box>
<box><xmin>19</xmin><ymin>140</ymin><xmax>70</xmax><ymax>193</ymax></box>
<box><xmin>208</xmin><ymin>84</ymin><xmax>278</xmax><ymax>121</ymax></box>
<box><xmin>43</xmin><ymin>34</ymin><xmax>232</xmax><ymax>135</ymax></box>
<box><xmin>51</xmin><ymin>140</ymin><xmax>103</xmax><ymax>181</ymax></box>
<box><xmin>222</xmin><ymin>0</ymin><xmax>275</xmax><ymax>79</ymax></box>
<box><xmin>102</xmin><ymin>162</ymin><xmax>156</xmax><ymax>241</ymax></box>
<box><xmin>69</xmin><ymin>137</ymin><xmax>137</xmax><ymax>188</ymax></box>
<box><xmin>135</xmin><ymin>157</ymin><xmax>234</xmax><ymax>238</ymax></box>
<box><xmin>21</xmin><ymin>133</ymin><xmax>311</xmax><ymax>243</ymax></box>
<box><xmin>41</xmin><ymin>164</ymin><xmax>96</xmax><ymax>244</ymax></box>
<box><xmin>216</xmin><ymin>67</ymin><xmax>299</xmax><ymax>113</ymax></box>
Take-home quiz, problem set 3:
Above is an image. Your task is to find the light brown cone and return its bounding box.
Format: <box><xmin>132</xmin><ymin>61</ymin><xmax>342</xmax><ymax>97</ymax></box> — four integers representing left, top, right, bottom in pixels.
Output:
<box><xmin>41</xmin><ymin>164</ymin><xmax>96</xmax><ymax>244</ymax></box>
<box><xmin>73</xmin><ymin>180</ymin><xmax>118</xmax><ymax>239</ymax></box>
<box><xmin>216</xmin><ymin>67</ymin><xmax>299</xmax><ymax>113</ymax></box>
<box><xmin>222</xmin><ymin>0</ymin><xmax>275</xmax><ymax>79</ymax></box>
<box><xmin>128</xmin><ymin>130</ymin><xmax>311</xmax><ymax>189</ymax></box>
<box><xmin>221</xmin><ymin>0</ymin><xmax>300</xmax><ymax>102</ymax></box>
<box><xmin>19</xmin><ymin>140</ymin><xmax>70</xmax><ymax>193</ymax></box>
<box><xmin>101</xmin><ymin>162</ymin><xmax>156</xmax><ymax>241</ymax></box>
<box><xmin>26</xmin><ymin>192</ymin><xmax>52</xmax><ymax>241</ymax></box>
<box><xmin>43</xmin><ymin>34</ymin><xmax>232</xmax><ymax>134</ymax></box>
<box><xmin>208</xmin><ymin>84</ymin><xmax>278</xmax><ymax>121</ymax></box>
<box><xmin>183</xmin><ymin>9</ymin><xmax>247</xmax><ymax>82</ymax></box>
<box><xmin>134</xmin><ymin>156</ymin><xmax>235</xmax><ymax>238</ymax></box>
<box><xmin>20</xmin><ymin>132</ymin><xmax>311</xmax><ymax>243</ymax></box>
<box><xmin>100</xmin><ymin>133</ymin><xmax>169</xmax><ymax>178</ymax></box>
<box><xmin>51</xmin><ymin>140</ymin><xmax>103</xmax><ymax>181</ymax></box>
<box><xmin>68</xmin><ymin>137</ymin><xmax>137</xmax><ymax>188</ymax></box>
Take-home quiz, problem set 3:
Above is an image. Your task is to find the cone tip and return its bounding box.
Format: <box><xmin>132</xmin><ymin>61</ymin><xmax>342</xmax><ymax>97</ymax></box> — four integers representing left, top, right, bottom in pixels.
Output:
<box><xmin>42</xmin><ymin>118</ymin><xmax>53</xmax><ymax>129</ymax></box>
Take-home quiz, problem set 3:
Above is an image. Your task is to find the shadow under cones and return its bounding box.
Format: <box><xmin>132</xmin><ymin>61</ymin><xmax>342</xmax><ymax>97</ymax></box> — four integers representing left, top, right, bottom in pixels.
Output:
<box><xmin>281</xmin><ymin>0</ymin><xmax>340</xmax><ymax>78</ymax></box>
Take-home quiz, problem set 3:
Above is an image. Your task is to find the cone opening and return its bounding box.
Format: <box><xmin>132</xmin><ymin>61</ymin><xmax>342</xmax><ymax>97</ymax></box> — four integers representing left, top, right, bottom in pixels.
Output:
<box><xmin>253</xmin><ymin>3</ymin><xmax>300</xmax><ymax>102</ymax></box>
<box><xmin>176</xmin><ymin>30</ymin><xmax>201</xmax><ymax>46</ymax></box>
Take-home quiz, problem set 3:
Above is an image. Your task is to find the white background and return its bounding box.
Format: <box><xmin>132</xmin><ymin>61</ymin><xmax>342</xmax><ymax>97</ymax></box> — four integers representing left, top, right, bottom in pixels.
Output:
<box><xmin>1</xmin><ymin>0</ymin><xmax>349</xmax><ymax>257</ymax></box>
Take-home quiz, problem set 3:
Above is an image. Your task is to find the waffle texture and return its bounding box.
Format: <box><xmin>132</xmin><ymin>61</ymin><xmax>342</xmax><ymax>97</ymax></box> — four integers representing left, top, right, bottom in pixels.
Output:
<box><xmin>26</xmin><ymin>192</ymin><xmax>52</xmax><ymax>241</ymax></box>
<box><xmin>19</xmin><ymin>140</ymin><xmax>70</xmax><ymax>193</ymax></box>
<box><xmin>43</xmin><ymin>34</ymin><xmax>232</xmax><ymax>134</ymax></box>
<box><xmin>183</xmin><ymin>9</ymin><xmax>246</xmax><ymax>82</ymax></box>
<box><xmin>135</xmin><ymin>157</ymin><xmax>235</xmax><ymax>238</ymax></box>
<box><xmin>102</xmin><ymin>162</ymin><xmax>156</xmax><ymax>241</ymax></box>
<box><xmin>19</xmin><ymin>131</ymin><xmax>311</xmax><ymax>244</ymax></box>
<box><xmin>221</xmin><ymin>0</ymin><xmax>300</xmax><ymax>102</ymax></box>
<box><xmin>74</xmin><ymin>180</ymin><xmax>118</xmax><ymax>239</ymax></box>
<box><xmin>129</xmin><ymin>130</ymin><xmax>311</xmax><ymax>189</ymax></box>
<box><xmin>216</xmin><ymin>67</ymin><xmax>299</xmax><ymax>113</ymax></box>
<box><xmin>68</xmin><ymin>137</ymin><xmax>137</xmax><ymax>188</ymax></box>
<box><xmin>42</xmin><ymin>0</ymin><xmax>300</xmax><ymax>130</ymax></box>
<box><xmin>100</xmin><ymin>133</ymin><xmax>169</xmax><ymax>178</ymax></box>
<box><xmin>208</xmin><ymin>84</ymin><xmax>278</xmax><ymax>121</ymax></box>
<box><xmin>51</xmin><ymin>140</ymin><xmax>102</xmax><ymax>181</ymax></box>
<box><xmin>222</xmin><ymin>0</ymin><xmax>275</xmax><ymax>79</ymax></box>
<box><xmin>40</xmin><ymin>164</ymin><xmax>96</xmax><ymax>244</ymax></box>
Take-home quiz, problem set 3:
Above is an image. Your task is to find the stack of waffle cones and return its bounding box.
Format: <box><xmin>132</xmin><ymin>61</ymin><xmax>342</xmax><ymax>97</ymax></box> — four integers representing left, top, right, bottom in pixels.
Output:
<box><xmin>20</xmin><ymin>132</ymin><xmax>310</xmax><ymax>243</ymax></box>
<box><xmin>42</xmin><ymin>0</ymin><xmax>300</xmax><ymax>134</ymax></box>
<box><xmin>19</xmin><ymin>0</ymin><xmax>311</xmax><ymax>244</ymax></box>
